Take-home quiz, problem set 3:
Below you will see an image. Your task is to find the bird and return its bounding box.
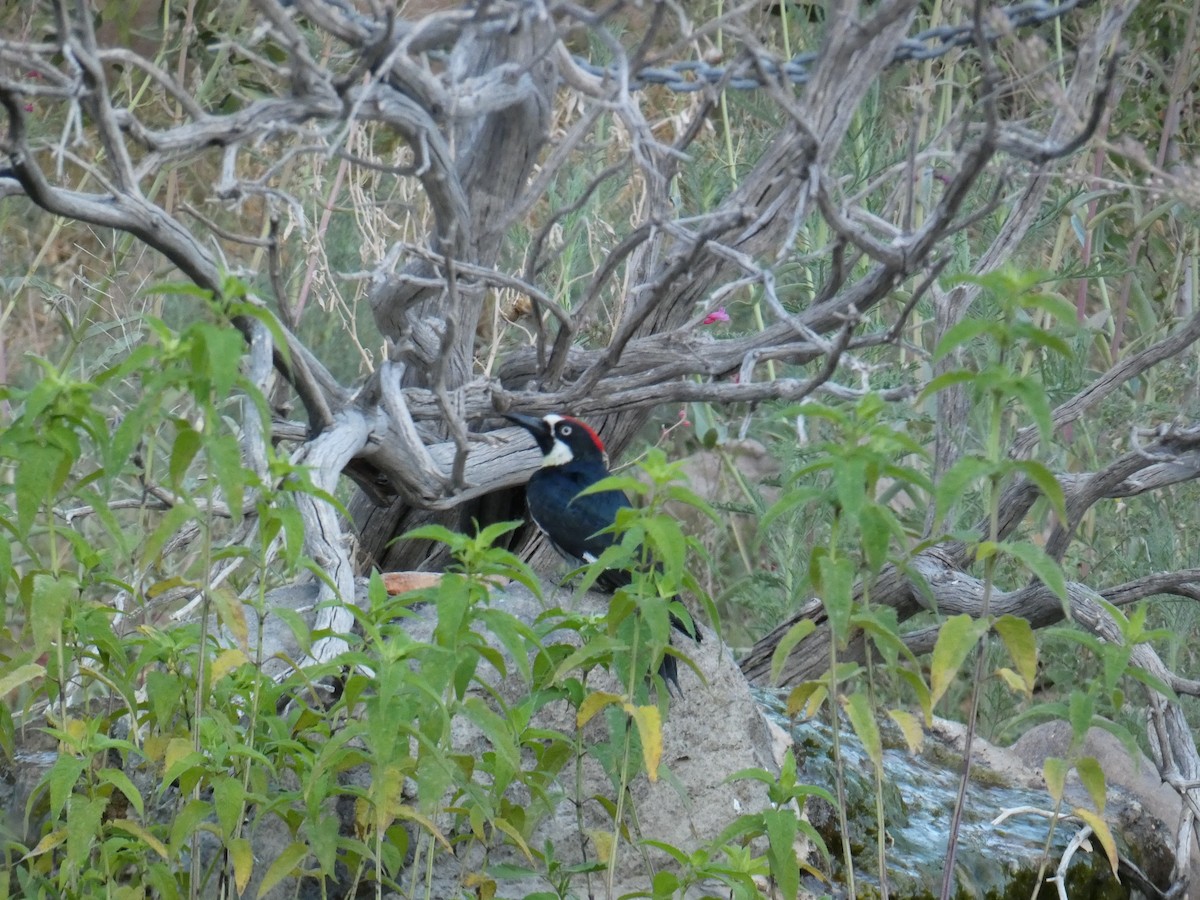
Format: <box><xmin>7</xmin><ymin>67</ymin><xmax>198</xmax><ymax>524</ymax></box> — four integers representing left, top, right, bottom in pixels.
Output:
<box><xmin>504</xmin><ymin>411</ymin><xmax>700</xmax><ymax>694</ymax></box>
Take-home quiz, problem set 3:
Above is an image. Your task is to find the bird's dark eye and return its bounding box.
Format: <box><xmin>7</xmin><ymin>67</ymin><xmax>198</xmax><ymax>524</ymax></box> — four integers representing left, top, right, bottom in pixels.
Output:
<box><xmin>559</xmin><ymin>424</ymin><xmax>573</xmax><ymax>436</ymax></box>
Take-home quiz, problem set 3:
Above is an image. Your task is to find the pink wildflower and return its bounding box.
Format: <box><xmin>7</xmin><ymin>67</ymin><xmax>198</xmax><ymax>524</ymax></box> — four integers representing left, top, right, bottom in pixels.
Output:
<box><xmin>702</xmin><ymin>308</ymin><xmax>730</xmax><ymax>326</ymax></box>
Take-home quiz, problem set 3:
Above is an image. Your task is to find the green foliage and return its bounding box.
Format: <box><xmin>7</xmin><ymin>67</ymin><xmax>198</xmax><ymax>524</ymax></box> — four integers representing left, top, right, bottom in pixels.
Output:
<box><xmin>2</xmin><ymin>0</ymin><xmax>1196</xmax><ymax>892</ymax></box>
<box><xmin>746</xmin><ymin>268</ymin><xmax>1188</xmax><ymax>890</ymax></box>
<box><xmin>0</xmin><ymin>306</ymin><xmax>831</xmax><ymax>898</ymax></box>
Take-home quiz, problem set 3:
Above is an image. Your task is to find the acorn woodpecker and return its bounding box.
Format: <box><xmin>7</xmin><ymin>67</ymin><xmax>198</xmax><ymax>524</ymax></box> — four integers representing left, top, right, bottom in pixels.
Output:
<box><xmin>505</xmin><ymin>412</ymin><xmax>699</xmax><ymax>694</ymax></box>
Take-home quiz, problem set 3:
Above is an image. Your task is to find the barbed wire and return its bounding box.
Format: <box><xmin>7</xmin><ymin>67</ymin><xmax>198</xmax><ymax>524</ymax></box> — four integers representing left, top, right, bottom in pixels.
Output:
<box><xmin>572</xmin><ymin>0</ymin><xmax>1095</xmax><ymax>92</ymax></box>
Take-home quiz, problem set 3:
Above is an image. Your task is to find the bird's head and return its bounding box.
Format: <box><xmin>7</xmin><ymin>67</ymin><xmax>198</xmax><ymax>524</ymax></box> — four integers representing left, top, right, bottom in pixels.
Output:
<box><xmin>505</xmin><ymin>412</ymin><xmax>608</xmax><ymax>467</ymax></box>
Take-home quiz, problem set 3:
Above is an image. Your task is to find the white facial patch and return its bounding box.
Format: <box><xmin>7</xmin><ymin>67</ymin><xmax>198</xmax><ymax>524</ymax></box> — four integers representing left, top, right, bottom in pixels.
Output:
<box><xmin>541</xmin><ymin>414</ymin><xmax>574</xmax><ymax>467</ymax></box>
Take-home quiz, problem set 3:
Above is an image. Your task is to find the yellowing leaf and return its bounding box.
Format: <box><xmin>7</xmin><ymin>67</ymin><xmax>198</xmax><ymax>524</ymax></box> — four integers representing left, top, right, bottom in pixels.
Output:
<box><xmin>995</xmin><ymin>667</ymin><xmax>1029</xmax><ymax>696</ymax></box>
<box><xmin>256</xmin><ymin>840</ymin><xmax>308</xmax><ymax>899</ymax></box>
<box><xmin>0</xmin><ymin>662</ymin><xmax>44</xmax><ymax>697</ymax></box>
<box><xmin>931</xmin><ymin>615</ymin><xmax>986</xmax><ymax>709</ymax></box>
<box><xmin>64</xmin><ymin>717</ymin><xmax>88</xmax><ymax>744</ymax></box>
<box><xmin>587</xmin><ymin>829</ymin><xmax>613</xmax><ymax>864</ymax></box>
<box><xmin>1074</xmin><ymin>808</ymin><xmax>1119</xmax><ymax>876</ymax></box>
<box><xmin>1076</xmin><ymin>757</ymin><xmax>1107</xmax><ymax>815</ymax></box>
<box><xmin>842</xmin><ymin>693</ymin><xmax>881</xmax><ymax>767</ymax></box>
<box><xmin>625</xmin><ymin>704</ymin><xmax>662</xmax><ymax>781</ymax></box>
<box><xmin>164</xmin><ymin>737</ymin><xmax>194</xmax><ymax>775</ymax></box>
<box><xmin>210</xmin><ymin>648</ymin><xmax>249</xmax><ymax>682</ymax></box>
<box><xmin>493</xmin><ymin>817</ymin><xmax>534</xmax><ymax>862</ymax></box>
<box><xmin>393</xmin><ymin>805</ymin><xmax>452</xmax><ymax>850</ymax></box>
<box><xmin>886</xmin><ymin>709</ymin><xmax>924</xmax><ymax>753</ymax></box>
<box><xmin>110</xmin><ymin>819</ymin><xmax>168</xmax><ymax>859</ymax></box>
<box><xmin>21</xmin><ymin>828</ymin><xmax>66</xmax><ymax>861</ymax></box>
<box><xmin>993</xmin><ymin>614</ymin><xmax>1037</xmax><ymax>694</ymax></box>
<box><xmin>369</xmin><ymin>765</ymin><xmax>406</xmax><ymax>831</ymax></box>
<box><xmin>143</xmin><ymin>734</ymin><xmax>169</xmax><ymax>764</ymax></box>
<box><xmin>785</xmin><ymin>682</ymin><xmax>827</xmax><ymax>719</ymax></box>
<box><xmin>770</xmin><ymin>619</ymin><xmax>815</xmax><ymax>685</ymax></box>
<box><xmin>353</xmin><ymin>797</ymin><xmax>371</xmax><ymax>838</ymax></box>
<box><xmin>30</xmin><ymin>573</ymin><xmax>74</xmax><ymax>654</ymax></box>
<box><xmin>463</xmin><ymin>872</ymin><xmax>497</xmax><ymax>900</ymax></box>
<box><xmin>1044</xmin><ymin>757</ymin><xmax>1067</xmax><ymax>802</ymax></box>
<box><xmin>210</xmin><ymin>587</ymin><xmax>249</xmax><ymax>652</ymax></box>
<box><xmin>577</xmin><ymin>691</ymin><xmax>623</xmax><ymax>727</ymax></box>
<box><xmin>229</xmin><ymin>837</ymin><xmax>254</xmax><ymax>894</ymax></box>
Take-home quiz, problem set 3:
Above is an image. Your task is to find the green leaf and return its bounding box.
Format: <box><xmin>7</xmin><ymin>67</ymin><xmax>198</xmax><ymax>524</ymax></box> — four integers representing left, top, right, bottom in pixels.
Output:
<box><xmin>1123</xmin><ymin>664</ymin><xmax>1176</xmax><ymax>701</ymax></box>
<box><xmin>859</xmin><ymin>503</ymin><xmax>898</xmax><ymax>574</ymax></box>
<box><xmin>98</xmin><ymin>768</ymin><xmax>145</xmax><ymax>818</ymax></box>
<box><xmin>145</xmin><ymin>670</ymin><xmax>184</xmax><ymax>728</ymax></box>
<box><xmin>1019</xmin><ymin>289</ymin><xmax>1077</xmax><ymax>326</ymax></box>
<box><xmin>932</xmin><ymin>319</ymin><xmax>996</xmax><ymax>362</ymax></box>
<box><xmin>0</xmin><ymin>532</ymin><xmax>11</xmax><ymax>599</ymax></box>
<box><xmin>1000</xmin><ymin>541</ymin><xmax>1067</xmax><ymax>604</ymax></box>
<box><xmin>398</xmin><ymin>523</ymin><xmax>461</xmax><ymax>547</ymax></box>
<box><xmin>109</xmin><ymin>818</ymin><xmax>168</xmax><ymax>859</ymax></box>
<box><xmin>169</xmin><ymin>424</ymin><xmax>202</xmax><ymax>488</ymax></box>
<box><xmin>493</xmin><ymin>817</ymin><xmax>535</xmax><ymax>863</ymax></box>
<box><xmin>1076</xmin><ymin>756</ymin><xmax>1106</xmax><ymax>814</ymax></box>
<box><xmin>44</xmin><ymin>754</ymin><xmax>88</xmax><ymax>820</ymax></box>
<box><xmin>66</xmin><ymin>794</ymin><xmax>106</xmax><ymax>870</ymax></box>
<box><xmin>843</xmin><ymin>692</ymin><xmax>881</xmax><ymax>768</ymax></box>
<box><xmin>1100</xmin><ymin>643</ymin><xmax>1132</xmax><ymax>694</ymax></box>
<box><xmin>212</xmin><ymin>775</ymin><xmax>245</xmax><ymax>838</ymax></box>
<box><xmin>761</xmin><ymin>808</ymin><xmax>799</xmax><ymax>900</ymax></box>
<box><xmin>992</xmin><ymin>615</ymin><xmax>1037</xmax><ymax>695</ymax></box>
<box><xmin>1013</xmin><ymin>460</ymin><xmax>1067</xmax><ymax>525</ymax></box>
<box><xmin>1067</xmin><ymin>690</ymin><xmax>1094</xmax><ymax>742</ymax></box>
<box><xmin>476</xmin><ymin>608</ymin><xmax>539</xmax><ymax>686</ymax></box>
<box><xmin>1008</xmin><ymin>376</ymin><xmax>1055</xmax><ymax>446</ymax></box>
<box><xmin>31</xmin><ymin>573</ymin><xmax>76</xmax><ymax>655</ymax></box>
<box><xmin>256</xmin><ymin>841</ymin><xmax>309</xmax><ymax>899</ymax></box>
<box><xmin>14</xmin><ymin>443</ymin><xmax>68</xmax><ymax>538</ymax></box>
<box><xmin>643</xmin><ymin>514</ymin><xmax>686</xmax><ymax>586</ymax></box>
<box><xmin>207</xmin><ymin>432</ymin><xmax>246</xmax><ymax>522</ymax></box>
<box><xmin>932</xmin><ymin>457</ymin><xmax>994</xmax><ymax>532</ymax></box>
<box><xmin>851</xmin><ymin>606</ymin><xmax>909</xmax><ymax>668</ymax></box>
<box><xmin>895</xmin><ymin>668</ymin><xmax>933</xmax><ymax>724</ymax></box>
<box><xmin>474</xmin><ymin>519</ymin><xmax>524</xmax><ymax>548</ymax></box>
<box><xmin>815</xmin><ymin>555</ymin><xmax>855</xmax><ymax>645</ymax></box>
<box><xmin>760</xmin><ymin>486</ymin><xmax>824</xmax><ymax>532</ymax></box>
<box><xmin>0</xmin><ymin>662</ymin><xmax>45</xmax><ymax>696</ymax></box>
<box><xmin>200</xmin><ymin>323</ymin><xmax>247</xmax><ymax>400</ymax></box>
<box><xmin>140</xmin><ymin>502</ymin><xmax>198</xmax><ymax>567</ymax></box>
<box><xmin>930</xmin><ymin>615</ymin><xmax>987</xmax><ymax>709</ymax></box>
<box><xmin>575</xmin><ymin>473</ymin><xmax>646</xmax><ymax>499</ymax></box>
<box><xmin>461</xmin><ymin>696</ymin><xmax>520</xmax><ymax>781</ymax></box>
<box><xmin>770</xmin><ymin>619</ymin><xmax>815</xmax><ymax>685</ymax></box>
<box><xmin>833</xmin><ymin>456</ymin><xmax>866</xmax><ymax>524</ymax></box>
<box><xmin>1044</xmin><ymin>756</ymin><xmax>1067</xmax><ymax>802</ymax></box>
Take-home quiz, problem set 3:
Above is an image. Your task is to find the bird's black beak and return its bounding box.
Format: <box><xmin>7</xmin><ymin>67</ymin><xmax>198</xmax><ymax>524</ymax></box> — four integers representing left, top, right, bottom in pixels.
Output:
<box><xmin>504</xmin><ymin>411</ymin><xmax>553</xmax><ymax>455</ymax></box>
<box><xmin>503</xmin><ymin>412</ymin><xmax>548</xmax><ymax>437</ymax></box>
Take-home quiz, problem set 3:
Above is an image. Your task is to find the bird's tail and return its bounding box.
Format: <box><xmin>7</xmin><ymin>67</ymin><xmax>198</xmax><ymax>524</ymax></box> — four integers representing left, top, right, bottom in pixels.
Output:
<box><xmin>659</xmin><ymin>609</ymin><xmax>701</xmax><ymax>696</ymax></box>
<box><xmin>659</xmin><ymin>653</ymin><xmax>682</xmax><ymax>697</ymax></box>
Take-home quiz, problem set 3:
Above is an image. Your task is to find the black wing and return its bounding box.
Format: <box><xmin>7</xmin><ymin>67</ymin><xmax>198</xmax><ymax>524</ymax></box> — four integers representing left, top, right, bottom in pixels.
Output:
<box><xmin>527</xmin><ymin>464</ymin><xmax>632</xmax><ymax>567</ymax></box>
